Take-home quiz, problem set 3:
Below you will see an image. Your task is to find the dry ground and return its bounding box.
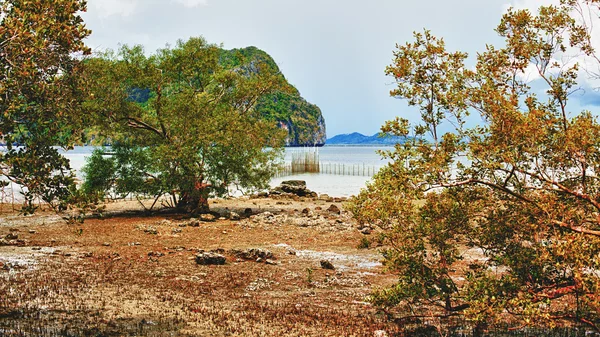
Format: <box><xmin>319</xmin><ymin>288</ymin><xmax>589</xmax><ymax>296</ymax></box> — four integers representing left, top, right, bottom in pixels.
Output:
<box><xmin>0</xmin><ymin>197</ymin><xmax>402</xmax><ymax>336</ymax></box>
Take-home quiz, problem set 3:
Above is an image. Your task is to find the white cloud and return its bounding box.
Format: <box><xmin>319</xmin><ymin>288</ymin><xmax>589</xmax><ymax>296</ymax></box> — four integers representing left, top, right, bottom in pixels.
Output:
<box><xmin>172</xmin><ymin>0</ymin><xmax>208</xmax><ymax>8</ymax></box>
<box><xmin>89</xmin><ymin>0</ymin><xmax>139</xmax><ymax>18</ymax></box>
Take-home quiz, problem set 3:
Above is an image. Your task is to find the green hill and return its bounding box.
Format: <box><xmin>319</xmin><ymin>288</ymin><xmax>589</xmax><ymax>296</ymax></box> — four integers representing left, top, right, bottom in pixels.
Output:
<box><xmin>220</xmin><ymin>47</ymin><xmax>327</xmax><ymax>146</ymax></box>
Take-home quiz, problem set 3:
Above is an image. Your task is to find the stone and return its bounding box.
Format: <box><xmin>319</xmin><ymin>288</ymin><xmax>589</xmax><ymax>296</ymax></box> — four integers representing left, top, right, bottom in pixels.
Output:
<box><xmin>301</xmin><ymin>208</ymin><xmax>310</xmax><ymax>214</ymax></box>
<box><xmin>195</xmin><ymin>252</ymin><xmax>226</xmax><ymax>265</ymax></box>
<box><xmin>144</xmin><ymin>226</ymin><xmax>158</xmax><ymax>235</ymax></box>
<box><xmin>188</xmin><ymin>219</ymin><xmax>200</xmax><ymax>227</ymax></box>
<box><xmin>200</xmin><ymin>214</ymin><xmax>216</xmax><ymax>222</ymax></box>
<box><xmin>5</xmin><ymin>233</ymin><xmax>18</xmax><ymax>240</ymax></box>
<box><xmin>244</xmin><ymin>208</ymin><xmax>253</xmax><ymax>216</ymax></box>
<box><xmin>28</xmin><ymin>230</ymin><xmax>36</xmax><ymax>234</ymax></box>
<box><xmin>265</xmin><ymin>259</ymin><xmax>278</xmax><ymax>265</ymax></box>
<box><xmin>319</xmin><ymin>194</ymin><xmax>330</xmax><ymax>201</ymax></box>
<box><xmin>148</xmin><ymin>251</ymin><xmax>165</xmax><ymax>258</ymax></box>
<box><xmin>159</xmin><ymin>219</ymin><xmax>172</xmax><ymax>226</ymax></box>
<box><xmin>172</xmin><ymin>228</ymin><xmax>182</xmax><ymax>234</ymax></box>
<box><xmin>361</xmin><ymin>227</ymin><xmax>372</xmax><ymax>235</ymax></box>
<box><xmin>229</xmin><ymin>212</ymin><xmax>240</xmax><ymax>220</ymax></box>
<box><xmin>270</xmin><ymin>180</ymin><xmax>317</xmax><ymax>197</ymax></box>
<box><xmin>327</xmin><ymin>204</ymin><xmax>341</xmax><ymax>214</ymax></box>
<box><xmin>102</xmin><ymin>242</ymin><xmax>111</xmax><ymax>247</ymax></box>
<box><xmin>320</xmin><ymin>260</ymin><xmax>335</xmax><ymax>270</ymax></box>
<box><xmin>281</xmin><ymin>180</ymin><xmax>306</xmax><ymax>188</ymax></box>
<box><xmin>231</xmin><ymin>248</ymin><xmax>274</xmax><ymax>261</ymax></box>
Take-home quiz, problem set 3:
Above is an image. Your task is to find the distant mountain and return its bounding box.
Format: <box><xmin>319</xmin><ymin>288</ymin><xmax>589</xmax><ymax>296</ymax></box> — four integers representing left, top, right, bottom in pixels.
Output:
<box><xmin>326</xmin><ymin>132</ymin><xmax>410</xmax><ymax>145</ymax></box>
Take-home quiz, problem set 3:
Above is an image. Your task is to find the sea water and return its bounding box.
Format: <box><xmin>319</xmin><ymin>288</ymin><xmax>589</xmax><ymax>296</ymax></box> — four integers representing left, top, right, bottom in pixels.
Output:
<box><xmin>3</xmin><ymin>146</ymin><xmax>390</xmax><ymax>199</ymax></box>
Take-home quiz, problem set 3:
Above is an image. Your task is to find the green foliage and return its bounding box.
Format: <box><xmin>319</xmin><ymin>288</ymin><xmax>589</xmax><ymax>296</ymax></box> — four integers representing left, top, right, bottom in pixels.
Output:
<box><xmin>220</xmin><ymin>47</ymin><xmax>326</xmax><ymax>146</ymax></box>
<box><xmin>0</xmin><ymin>0</ymin><xmax>91</xmax><ymax>213</ymax></box>
<box><xmin>350</xmin><ymin>2</ymin><xmax>600</xmax><ymax>331</ymax></box>
<box><xmin>357</xmin><ymin>237</ymin><xmax>371</xmax><ymax>249</ymax></box>
<box><xmin>81</xmin><ymin>149</ymin><xmax>115</xmax><ymax>196</ymax></box>
<box><xmin>82</xmin><ymin>37</ymin><xmax>287</xmax><ymax>213</ymax></box>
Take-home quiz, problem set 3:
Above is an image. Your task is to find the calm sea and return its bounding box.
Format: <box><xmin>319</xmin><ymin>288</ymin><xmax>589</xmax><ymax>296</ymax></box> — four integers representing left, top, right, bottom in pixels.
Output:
<box><xmin>64</xmin><ymin>145</ymin><xmax>391</xmax><ymax>197</ymax></box>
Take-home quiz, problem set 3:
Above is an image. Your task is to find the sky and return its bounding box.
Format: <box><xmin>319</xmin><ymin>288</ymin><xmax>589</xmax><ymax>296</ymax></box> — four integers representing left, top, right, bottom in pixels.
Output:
<box><xmin>80</xmin><ymin>0</ymin><xmax>600</xmax><ymax>137</ymax></box>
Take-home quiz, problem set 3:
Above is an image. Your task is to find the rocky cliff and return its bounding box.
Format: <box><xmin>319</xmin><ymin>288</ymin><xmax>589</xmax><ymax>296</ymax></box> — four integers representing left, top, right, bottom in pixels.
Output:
<box><xmin>221</xmin><ymin>47</ymin><xmax>327</xmax><ymax>147</ymax></box>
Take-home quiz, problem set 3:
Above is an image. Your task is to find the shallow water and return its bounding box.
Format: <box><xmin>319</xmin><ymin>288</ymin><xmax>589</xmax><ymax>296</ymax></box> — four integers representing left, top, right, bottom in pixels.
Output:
<box><xmin>65</xmin><ymin>146</ymin><xmax>388</xmax><ymax>197</ymax></box>
<box><xmin>273</xmin><ymin>243</ymin><xmax>382</xmax><ymax>270</ymax></box>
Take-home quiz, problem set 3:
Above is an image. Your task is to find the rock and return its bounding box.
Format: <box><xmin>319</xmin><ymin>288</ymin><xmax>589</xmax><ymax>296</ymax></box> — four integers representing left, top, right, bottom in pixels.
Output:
<box><xmin>188</xmin><ymin>219</ymin><xmax>200</xmax><ymax>227</ymax></box>
<box><xmin>265</xmin><ymin>259</ymin><xmax>278</xmax><ymax>265</ymax></box>
<box><xmin>144</xmin><ymin>226</ymin><xmax>158</xmax><ymax>235</ymax></box>
<box><xmin>361</xmin><ymin>227</ymin><xmax>372</xmax><ymax>235</ymax></box>
<box><xmin>195</xmin><ymin>252</ymin><xmax>226</xmax><ymax>265</ymax></box>
<box><xmin>320</xmin><ymin>260</ymin><xmax>335</xmax><ymax>270</ymax></box>
<box><xmin>327</xmin><ymin>204</ymin><xmax>341</xmax><ymax>214</ymax></box>
<box><xmin>282</xmin><ymin>180</ymin><xmax>306</xmax><ymax>188</ymax></box>
<box><xmin>319</xmin><ymin>194</ymin><xmax>330</xmax><ymax>201</ymax></box>
<box><xmin>231</xmin><ymin>248</ymin><xmax>274</xmax><ymax>261</ymax></box>
<box><xmin>159</xmin><ymin>219</ymin><xmax>172</xmax><ymax>226</ymax></box>
<box><xmin>271</xmin><ymin>180</ymin><xmax>317</xmax><ymax>197</ymax></box>
<box><xmin>148</xmin><ymin>251</ymin><xmax>165</xmax><ymax>257</ymax></box>
<box><xmin>244</xmin><ymin>208</ymin><xmax>253</xmax><ymax>216</ymax></box>
<box><xmin>301</xmin><ymin>208</ymin><xmax>310</xmax><ymax>214</ymax></box>
<box><xmin>172</xmin><ymin>228</ymin><xmax>182</xmax><ymax>234</ymax></box>
<box><xmin>200</xmin><ymin>214</ymin><xmax>216</xmax><ymax>222</ymax></box>
<box><xmin>5</xmin><ymin>233</ymin><xmax>18</xmax><ymax>240</ymax></box>
<box><xmin>102</xmin><ymin>242</ymin><xmax>111</xmax><ymax>247</ymax></box>
<box><xmin>28</xmin><ymin>230</ymin><xmax>36</xmax><ymax>234</ymax></box>
<box><xmin>229</xmin><ymin>212</ymin><xmax>240</xmax><ymax>220</ymax></box>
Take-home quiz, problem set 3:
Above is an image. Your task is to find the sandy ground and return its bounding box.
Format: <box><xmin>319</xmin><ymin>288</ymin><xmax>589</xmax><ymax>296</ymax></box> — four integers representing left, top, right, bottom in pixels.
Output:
<box><xmin>0</xmin><ymin>196</ymin><xmax>402</xmax><ymax>337</ymax></box>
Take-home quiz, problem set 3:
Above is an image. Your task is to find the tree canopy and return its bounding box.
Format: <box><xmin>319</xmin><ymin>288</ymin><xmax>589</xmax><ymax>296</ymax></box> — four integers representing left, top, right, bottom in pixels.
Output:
<box><xmin>350</xmin><ymin>0</ymin><xmax>600</xmax><ymax>331</ymax></box>
<box><xmin>81</xmin><ymin>37</ymin><xmax>288</xmax><ymax>213</ymax></box>
<box><xmin>0</xmin><ymin>0</ymin><xmax>91</xmax><ymax>213</ymax></box>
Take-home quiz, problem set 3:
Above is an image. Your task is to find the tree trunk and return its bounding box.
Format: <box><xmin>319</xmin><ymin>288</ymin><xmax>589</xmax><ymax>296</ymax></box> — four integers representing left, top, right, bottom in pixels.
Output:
<box><xmin>178</xmin><ymin>182</ymin><xmax>210</xmax><ymax>214</ymax></box>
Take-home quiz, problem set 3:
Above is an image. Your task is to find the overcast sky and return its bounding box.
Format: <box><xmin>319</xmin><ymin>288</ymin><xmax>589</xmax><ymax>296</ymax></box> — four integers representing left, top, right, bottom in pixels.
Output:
<box><xmin>80</xmin><ymin>0</ymin><xmax>594</xmax><ymax>137</ymax></box>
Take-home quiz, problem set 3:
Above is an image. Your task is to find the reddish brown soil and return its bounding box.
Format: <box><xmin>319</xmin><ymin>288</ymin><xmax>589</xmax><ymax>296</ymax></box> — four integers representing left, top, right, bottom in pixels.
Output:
<box><xmin>0</xmin><ymin>197</ymin><xmax>401</xmax><ymax>336</ymax></box>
